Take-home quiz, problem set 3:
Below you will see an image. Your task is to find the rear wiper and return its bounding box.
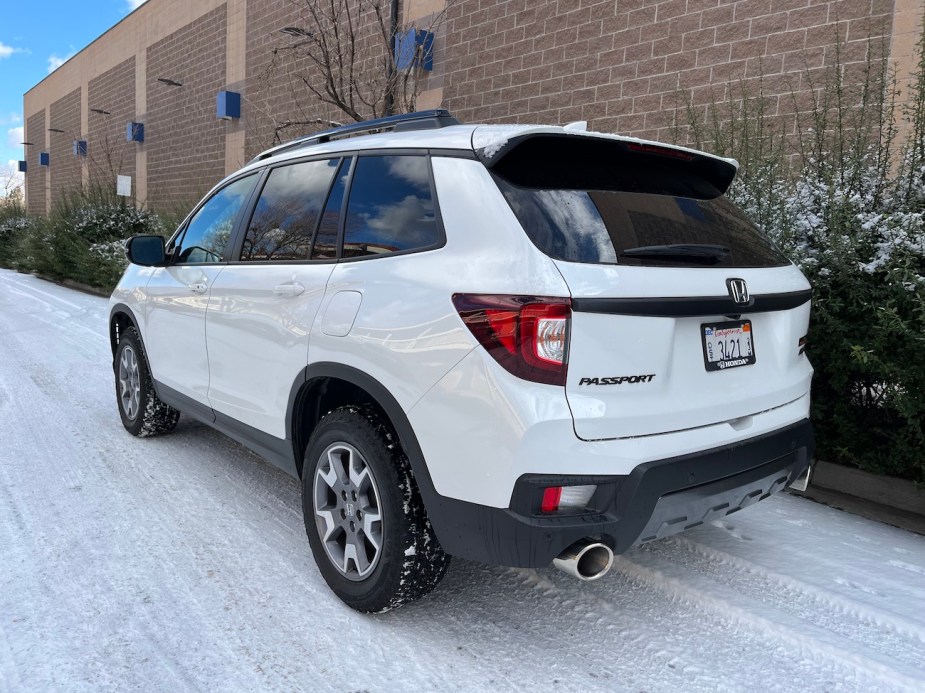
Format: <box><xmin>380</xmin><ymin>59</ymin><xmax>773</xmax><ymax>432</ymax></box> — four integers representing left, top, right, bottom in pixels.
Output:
<box><xmin>620</xmin><ymin>244</ymin><xmax>730</xmax><ymax>264</ymax></box>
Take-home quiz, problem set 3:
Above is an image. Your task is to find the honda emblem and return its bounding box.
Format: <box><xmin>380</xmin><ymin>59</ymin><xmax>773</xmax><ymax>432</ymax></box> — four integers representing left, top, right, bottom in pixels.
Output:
<box><xmin>726</xmin><ymin>278</ymin><xmax>750</xmax><ymax>305</ymax></box>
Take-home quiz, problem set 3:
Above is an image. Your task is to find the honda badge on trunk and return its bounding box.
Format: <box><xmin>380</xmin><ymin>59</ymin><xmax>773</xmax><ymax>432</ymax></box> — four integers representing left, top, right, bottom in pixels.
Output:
<box><xmin>726</xmin><ymin>278</ymin><xmax>750</xmax><ymax>305</ymax></box>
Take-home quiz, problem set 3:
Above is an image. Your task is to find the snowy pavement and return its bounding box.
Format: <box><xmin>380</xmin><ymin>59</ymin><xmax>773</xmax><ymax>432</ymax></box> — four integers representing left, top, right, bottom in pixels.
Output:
<box><xmin>1</xmin><ymin>267</ymin><xmax>924</xmax><ymax>693</ymax></box>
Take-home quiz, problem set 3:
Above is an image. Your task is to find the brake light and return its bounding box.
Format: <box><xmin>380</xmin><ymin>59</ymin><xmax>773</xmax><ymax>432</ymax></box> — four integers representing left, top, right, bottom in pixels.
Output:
<box><xmin>625</xmin><ymin>141</ymin><xmax>696</xmax><ymax>161</ymax></box>
<box><xmin>452</xmin><ymin>294</ymin><xmax>571</xmax><ymax>386</ymax></box>
<box><xmin>540</xmin><ymin>486</ymin><xmax>563</xmax><ymax>513</ymax></box>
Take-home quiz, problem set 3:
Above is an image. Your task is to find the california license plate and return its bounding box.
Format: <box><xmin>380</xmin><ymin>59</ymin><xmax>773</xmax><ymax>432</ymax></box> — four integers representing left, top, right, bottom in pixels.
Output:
<box><xmin>701</xmin><ymin>320</ymin><xmax>756</xmax><ymax>371</ymax></box>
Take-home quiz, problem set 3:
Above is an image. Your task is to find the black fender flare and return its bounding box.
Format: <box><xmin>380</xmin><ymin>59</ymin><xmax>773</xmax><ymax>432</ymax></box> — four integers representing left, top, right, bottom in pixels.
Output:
<box><xmin>109</xmin><ymin>302</ymin><xmax>142</xmax><ymax>358</ymax></box>
<box><xmin>287</xmin><ymin>362</ymin><xmax>448</xmax><ymax>536</ymax></box>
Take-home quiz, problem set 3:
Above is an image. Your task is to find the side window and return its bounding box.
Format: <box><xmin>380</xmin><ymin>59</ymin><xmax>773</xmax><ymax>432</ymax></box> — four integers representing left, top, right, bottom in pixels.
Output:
<box><xmin>311</xmin><ymin>158</ymin><xmax>351</xmax><ymax>260</ymax></box>
<box><xmin>173</xmin><ymin>174</ymin><xmax>258</xmax><ymax>264</ymax></box>
<box><xmin>241</xmin><ymin>159</ymin><xmax>340</xmax><ymax>262</ymax></box>
<box><xmin>343</xmin><ymin>155</ymin><xmax>439</xmax><ymax>258</ymax></box>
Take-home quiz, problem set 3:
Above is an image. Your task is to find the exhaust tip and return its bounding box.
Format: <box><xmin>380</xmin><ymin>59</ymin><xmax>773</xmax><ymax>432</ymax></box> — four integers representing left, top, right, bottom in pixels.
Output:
<box><xmin>553</xmin><ymin>540</ymin><xmax>614</xmax><ymax>581</ymax></box>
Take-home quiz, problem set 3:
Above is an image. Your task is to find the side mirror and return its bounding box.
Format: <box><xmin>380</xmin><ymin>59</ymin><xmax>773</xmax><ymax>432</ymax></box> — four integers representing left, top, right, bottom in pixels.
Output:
<box><xmin>125</xmin><ymin>235</ymin><xmax>166</xmax><ymax>267</ymax></box>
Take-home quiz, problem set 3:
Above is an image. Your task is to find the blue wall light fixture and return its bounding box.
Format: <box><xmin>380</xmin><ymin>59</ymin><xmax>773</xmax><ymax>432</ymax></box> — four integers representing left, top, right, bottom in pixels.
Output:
<box><xmin>127</xmin><ymin>122</ymin><xmax>145</xmax><ymax>142</ymax></box>
<box><xmin>217</xmin><ymin>90</ymin><xmax>241</xmax><ymax>120</ymax></box>
<box><xmin>73</xmin><ymin>140</ymin><xmax>88</xmax><ymax>157</ymax></box>
<box><xmin>18</xmin><ymin>161</ymin><xmax>27</xmax><ymax>173</ymax></box>
<box><xmin>40</xmin><ymin>152</ymin><xmax>50</xmax><ymax>166</ymax></box>
<box><xmin>395</xmin><ymin>29</ymin><xmax>434</xmax><ymax>71</ymax></box>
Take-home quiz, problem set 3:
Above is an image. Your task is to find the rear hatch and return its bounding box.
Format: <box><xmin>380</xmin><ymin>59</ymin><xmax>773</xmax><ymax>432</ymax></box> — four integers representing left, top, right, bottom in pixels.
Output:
<box><xmin>480</xmin><ymin>131</ymin><xmax>813</xmax><ymax>440</ymax></box>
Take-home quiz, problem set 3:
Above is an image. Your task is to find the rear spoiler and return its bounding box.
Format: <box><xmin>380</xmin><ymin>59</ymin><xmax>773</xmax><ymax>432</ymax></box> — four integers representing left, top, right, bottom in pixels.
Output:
<box><xmin>478</xmin><ymin>132</ymin><xmax>738</xmax><ymax>199</ymax></box>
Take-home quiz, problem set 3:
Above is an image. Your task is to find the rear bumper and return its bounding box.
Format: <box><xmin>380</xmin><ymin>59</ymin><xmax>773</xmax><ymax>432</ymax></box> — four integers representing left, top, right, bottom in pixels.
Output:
<box><xmin>424</xmin><ymin>419</ymin><xmax>814</xmax><ymax>568</ymax></box>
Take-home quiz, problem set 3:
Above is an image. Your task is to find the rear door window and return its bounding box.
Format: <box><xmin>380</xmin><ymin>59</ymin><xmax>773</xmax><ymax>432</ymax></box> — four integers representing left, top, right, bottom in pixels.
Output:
<box><xmin>241</xmin><ymin>158</ymin><xmax>340</xmax><ymax>262</ymax></box>
<box><xmin>342</xmin><ymin>155</ymin><xmax>440</xmax><ymax>258</ymax></box>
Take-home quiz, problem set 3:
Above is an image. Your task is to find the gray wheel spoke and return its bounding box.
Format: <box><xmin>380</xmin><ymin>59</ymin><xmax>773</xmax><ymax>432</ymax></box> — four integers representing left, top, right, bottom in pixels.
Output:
<box><xmin>342</xmin><ymin>541</ymin><xmax>361</xmax><ymax>574</ymax></box>
<box><xmin>361</xmin><ymin>510</ymin><xmax>382</xmax><ymax>552</ymax></box>
<box><xmin>348</xmin><ymin>536</ymin><xmax>371</xmax><ymax>574</ymax></box>
<box><xmin>316</xmin><ymin>509</ymin><xmax>338</xmax><ymax>542</ymax></box>
<box><xmin>349</xmin><ymin>463</ymin><xmax>369</xmax><ymax>492</ymax></box>
<box><xmin>316</xmin><ymin>462</ymin><xmax>339</xmax><ymax>493</ymax></box>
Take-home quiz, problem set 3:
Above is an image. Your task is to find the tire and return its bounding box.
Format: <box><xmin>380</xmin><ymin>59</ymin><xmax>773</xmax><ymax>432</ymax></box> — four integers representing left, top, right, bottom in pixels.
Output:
<box><xmin>114</xmin><ymin>326</ymin><xmax>180</xmax><ymax>437</ymax></box>
<box><xmin>302</xmin><ymin>405</ymin><xmax>450</xmax><ymax>613</ymax></box>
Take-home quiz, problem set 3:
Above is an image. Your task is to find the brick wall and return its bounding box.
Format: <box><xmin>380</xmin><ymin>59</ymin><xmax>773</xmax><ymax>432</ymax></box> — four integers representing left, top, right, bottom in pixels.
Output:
<box><xmin>87</xmin><ymin>57</ymin><xmax>136</xmax><ymax>194</ymax></box>
<box><xmin>441</xmin><ymin>0</ymin><xmax>894</xmax><ymax>145</ymax></box>
<box><xmin>23</xmin><ymin>0</ymin><xmax>907</xmax><ymax>211</ymax></box>
<box><xmin>25</xmin><ymin>111</ymin><xmax>45</xmax><ymax>216</ymax></box>
<box><xmin>244</xmin><ymin>0</ymin><xmax>393</xmax><ymax>159</ymax></box>
<box><xmin>146</xmin><ymin>5</ymin><xmax>228</xmax><ymax>209</ymax></box>
<box><xmin>48</xmin><ymin>89</ymin><xmax>83</xmax><ymax>208</ymax></box>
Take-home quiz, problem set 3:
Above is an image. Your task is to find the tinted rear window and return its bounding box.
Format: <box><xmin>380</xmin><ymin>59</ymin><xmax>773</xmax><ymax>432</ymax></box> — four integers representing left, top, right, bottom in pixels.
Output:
<box><xmin>343</xmin><ymin>155</ymin><xmax>440</xmax><ymax>258</ymax></box>
<box><xmin>495</xmin><ymin>178</ymin><xmax>789</xmax><ymax>268</ymax></box>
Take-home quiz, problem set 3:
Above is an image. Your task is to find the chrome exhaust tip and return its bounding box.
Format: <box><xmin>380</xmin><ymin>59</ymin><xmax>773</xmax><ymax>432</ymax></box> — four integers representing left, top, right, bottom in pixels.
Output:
<box><xmin>553</xmin><ymin>539</ymin><xmax>614</xmax><ymax>581</ymax></box>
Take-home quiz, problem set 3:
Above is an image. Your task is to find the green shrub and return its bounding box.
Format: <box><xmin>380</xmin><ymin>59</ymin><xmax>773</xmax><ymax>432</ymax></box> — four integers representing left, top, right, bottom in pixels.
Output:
<box><xmin>676</xmin><ymin>28</ymin><xmax>925</xmax><ymax>481</ymax></box>
<box><xmin>0</xmin><ymin>193</ymin><xmax>165</xmax><ymax>292</ymax></box>
<box><xmin>51</xmin><ymin>198</ymin><xmax>164</xmax><ymax>288</ymax></box>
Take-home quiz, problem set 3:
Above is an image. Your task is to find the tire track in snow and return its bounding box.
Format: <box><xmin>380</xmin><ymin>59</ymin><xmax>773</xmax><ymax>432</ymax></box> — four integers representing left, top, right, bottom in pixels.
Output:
<box><xmin>4</xmin><ymin>270</ymin><xmax>925</xmax><ymax>692</ymax></box>
<box><xmin>0</xmin><ymin>298</ymin><xmax>207</xmax><ymax>691</ymax></box>
<box><xmin>616</xmin><ymin>546</ymin><xmax>925</xmax><ymax>691</ymax></box>
<box><xmin>670</xmin><ymin>534</ymin><xmax>925</xmax><ymax>656</ymax></box>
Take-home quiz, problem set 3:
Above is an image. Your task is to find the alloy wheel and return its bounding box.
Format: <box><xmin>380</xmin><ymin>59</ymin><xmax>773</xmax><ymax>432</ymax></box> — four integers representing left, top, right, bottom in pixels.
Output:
<box><xmin>313</xmin><ymin>442</ymin><xmax>384</xmax><ymax>580</ymax></box>
<box><xmin>118</xmin><ymin>345</ymin><xmax>141</xmax><ymax>421</ymax></box>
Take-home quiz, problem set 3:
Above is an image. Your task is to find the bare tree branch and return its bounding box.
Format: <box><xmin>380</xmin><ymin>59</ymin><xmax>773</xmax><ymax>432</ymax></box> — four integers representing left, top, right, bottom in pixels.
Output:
<box><xmin>255</xmin><ymin>0</ymin><xmax>451</xmax><ymax>141</ymax></box>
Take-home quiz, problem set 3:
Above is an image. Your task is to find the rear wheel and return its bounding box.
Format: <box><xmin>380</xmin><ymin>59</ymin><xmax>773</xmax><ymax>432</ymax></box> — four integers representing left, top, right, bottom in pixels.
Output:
<box><xmin>114</xmin><ymin>327</ymin><xmax>180</xmax><ymax>437</ymax></box>
<box><xmin>302</xmin><ymin>406</ymin><xmax>450</xmax><ymax>612</ymax></box>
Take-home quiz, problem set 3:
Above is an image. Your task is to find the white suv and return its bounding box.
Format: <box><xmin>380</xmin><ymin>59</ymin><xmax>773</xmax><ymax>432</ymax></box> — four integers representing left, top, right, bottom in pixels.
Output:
<box><xmin>110</xmin><ymin>110</ymin><xmax>814</xmax><ymax>612</ymax></box>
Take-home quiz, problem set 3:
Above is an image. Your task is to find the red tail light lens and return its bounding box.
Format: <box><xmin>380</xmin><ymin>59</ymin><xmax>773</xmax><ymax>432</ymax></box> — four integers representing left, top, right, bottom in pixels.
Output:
<box><xmin>452</xmin><ymin>294</ymin><xmax>571</xmax><ymax>386</ymax></box>
<box><xmin>540</xmin><ymin>486</ymin><xmax>563</xmax><ymax>513</ymax></box>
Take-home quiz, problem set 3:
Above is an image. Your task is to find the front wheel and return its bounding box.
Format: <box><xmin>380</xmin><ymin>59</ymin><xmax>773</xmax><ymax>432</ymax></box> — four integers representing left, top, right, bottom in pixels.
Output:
<box><xmin>114</xmin><ymin>326</ymin><xmax>180</xmax><ymax>437</ymax></box>
<box><xmin>302</xmin><ymin>406</ymin><xmax>450</xmax><ymax>612</ymax></box>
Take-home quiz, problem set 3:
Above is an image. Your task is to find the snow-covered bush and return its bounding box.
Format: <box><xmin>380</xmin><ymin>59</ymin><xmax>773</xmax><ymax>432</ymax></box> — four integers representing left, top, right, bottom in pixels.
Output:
<box><xmin>679</xmin><ymin>32</ymin><xmax>925</xmax><ymax>481</ymax></box>
<box><xmin>54</xmin><ymin>201</ymin><xmax>164</xmax><ymax>288</ymax></box>
<box><xmin>0</xmin><ymin>194</ymin><xmax>166</xmax><ymax>292</ymax></box>
<box><xmin>0</xmin><ymin>211</ymin><xmax>36</xmax><ymax>267</ymax></box>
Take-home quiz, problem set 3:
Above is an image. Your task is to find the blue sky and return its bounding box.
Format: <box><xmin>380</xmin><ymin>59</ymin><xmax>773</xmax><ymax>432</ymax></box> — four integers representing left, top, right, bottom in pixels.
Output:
<box><xmin>0</xmin><ymin>0</ymin><xmax>147</xmax><ymax>193</ymax></box>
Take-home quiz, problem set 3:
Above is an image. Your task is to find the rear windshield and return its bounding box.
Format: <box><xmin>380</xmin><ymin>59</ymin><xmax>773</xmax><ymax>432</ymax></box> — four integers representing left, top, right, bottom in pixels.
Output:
<box><xmin>495</xmin><ymin>178</ymin><xmax>789</xmax><ymax>268</ymax></box>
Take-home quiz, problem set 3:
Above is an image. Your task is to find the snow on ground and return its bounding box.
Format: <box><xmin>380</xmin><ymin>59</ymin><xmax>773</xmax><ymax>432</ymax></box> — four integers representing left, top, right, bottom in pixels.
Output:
<box><xmin>1</xmin><ymin>268</ymin><xmax>924</xmax><ymax>693</ymax></box>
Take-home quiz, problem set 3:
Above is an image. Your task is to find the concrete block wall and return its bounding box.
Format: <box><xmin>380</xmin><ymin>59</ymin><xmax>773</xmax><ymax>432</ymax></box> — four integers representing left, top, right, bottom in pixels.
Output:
<box><xmin>87</xmin><ymin>57</ymin><xmax>137</xmax><ymax>192</ymax></box>
<box><xmin>22</xmin><ymin>0</ymin><xmax>922</xmax><ymax>213</ymax></box>
<box><xmin>441</xmin><ymin>0</ymin><xmax>896</xmax><ymax>144</ymax></box>
<box><xmin>146</xmin><ymin>5</ymin><xmax>228</xmax><ymax>209</ymax></box>
<box><xmin>48</xmin><ymin>89</ymin><xmax>83</xmax><ymax>208</ymax></box>
<box><xmin>25</xmin><ymin>111</ymin><xmax>45</xmax><ymax>217</ymax></box>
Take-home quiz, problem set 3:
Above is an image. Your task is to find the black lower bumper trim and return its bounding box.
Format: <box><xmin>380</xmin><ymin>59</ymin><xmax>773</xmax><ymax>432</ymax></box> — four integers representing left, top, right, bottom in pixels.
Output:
<box><xmin>423</xmin><ymin>419</ymin><xmax>814</xmax><ymax>568</ymax></box>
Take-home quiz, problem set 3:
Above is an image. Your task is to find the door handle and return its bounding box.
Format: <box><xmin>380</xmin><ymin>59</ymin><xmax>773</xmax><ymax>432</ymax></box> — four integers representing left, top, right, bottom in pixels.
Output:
<box><xmin>189</xmin><ymin>282</ymin><xmax>208</xmax><ymax>294</ymax></box>
<box><xmin>273</xmin><ymin>282</ymin><xmax>305</xmax><ymax>297</ymax></box>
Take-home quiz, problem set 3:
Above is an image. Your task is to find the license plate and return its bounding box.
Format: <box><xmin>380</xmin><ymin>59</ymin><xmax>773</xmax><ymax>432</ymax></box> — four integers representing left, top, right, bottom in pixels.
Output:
<box><xmin>701</xmin><ymin>320</ymin><xmax>756</xmax><ymax>371</ymax></box>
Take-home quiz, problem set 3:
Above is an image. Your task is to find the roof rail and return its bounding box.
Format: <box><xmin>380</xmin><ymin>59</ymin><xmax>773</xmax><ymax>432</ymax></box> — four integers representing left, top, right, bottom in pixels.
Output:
<box><xmin>251</xmin><ymin>109</ymin><xmax>461</xmax><ymax>162</ymax></box>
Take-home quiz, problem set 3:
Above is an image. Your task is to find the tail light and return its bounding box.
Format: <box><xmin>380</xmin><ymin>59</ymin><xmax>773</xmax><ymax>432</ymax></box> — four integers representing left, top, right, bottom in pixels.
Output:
<box><xmin>452</xmin><ymin>294</ymin><xmax>570</xmax><ymax>386</ymax></box>
<box><xmin>539</xmin><ymin>484</ymin><xmax>598</xmax><ymax>514</ymax></box>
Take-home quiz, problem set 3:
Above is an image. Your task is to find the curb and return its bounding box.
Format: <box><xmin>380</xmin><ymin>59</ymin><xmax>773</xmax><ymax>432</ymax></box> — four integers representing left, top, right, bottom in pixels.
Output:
<box><xmin>810</xmin><ymin>460</ymin><xmax>924</xmax><ymax>516</ymax></box>
<box><xmin>791</xmin><ymin>460</ymin><xmax>925</xmax><ymax>536</ymax></box>
<box><xmin>30</xmin><ymin>272</ymin><xmax>111</xmax><ymax>298</ymax></box>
